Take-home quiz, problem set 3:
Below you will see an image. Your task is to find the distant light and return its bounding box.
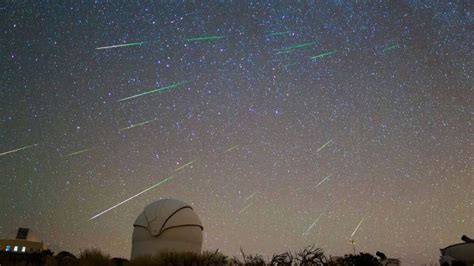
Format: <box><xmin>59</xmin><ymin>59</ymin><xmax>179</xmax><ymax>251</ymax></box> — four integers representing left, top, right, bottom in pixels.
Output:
<box><xmin>13</xmin><ymin>246</ymin><xmax>18</xmax><ymax>252</ymax></box>
<box><xmin>6</xmin><ymin>245</ymin><xmax>10</xmax><ymax>252</ymax></box>
<box><xmin>21</xmin><ymin>246</ymin><xmax>26</xmax><ymax>252</ymax></box>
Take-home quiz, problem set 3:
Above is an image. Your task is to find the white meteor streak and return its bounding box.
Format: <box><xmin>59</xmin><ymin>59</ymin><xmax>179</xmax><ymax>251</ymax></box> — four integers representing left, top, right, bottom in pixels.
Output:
<box><xmin>0</xmin><ymin>144</ymin><xmax>36</xmax><ymax>157</ymax></box>
<box><xmin>316</xmin><ymin>139</ymin><xmax>332</xmax><ymax>152</ymax></box>
<box><xmin>302</xmin><ymin>213</ymin><xmax>324</xmax><ymax>236</ymax></box>
<box><xmin>245</xmin><ymin>191</ymin><xmax>257</xmax><ymax>202</ymax></box>
<box><xmin>238</xmin><ymin>201</ymin><xmax>254</xmax><ymax>214</ymax></box>
<box><xmin>89</xmin><ymin>175</ymin><xmax>175</xmax><ymax>221</ymax></box>
<box><xmin>351</xmin><ymin>217</ymin><xmax>365</xmax><ymax>238</ymax></box>
<box><xmin>96</xmin><ymin>41</ymin><xmax>144</xmax><ymax>50</ymax></box>
<box><xmin>66</xmin><ymin>148</ymin><xmax>93</xmax><ymax>157</ymax></box>
<box><xmin>119</xmin><ymin>118</ymin><xmax>158</xmax><ymax>132</ymax></box>
<box><xmin>315</xmin><ymin>174</ymin><xmax>332</xmax><ymax>189</ymax></box>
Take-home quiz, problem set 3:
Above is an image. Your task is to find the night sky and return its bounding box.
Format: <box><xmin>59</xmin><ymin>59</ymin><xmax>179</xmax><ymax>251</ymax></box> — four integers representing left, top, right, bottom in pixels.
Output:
<box><xmin>1</xmin><ymin>1</ymin><xmax>472</xmax><ymax>264</ymax></box>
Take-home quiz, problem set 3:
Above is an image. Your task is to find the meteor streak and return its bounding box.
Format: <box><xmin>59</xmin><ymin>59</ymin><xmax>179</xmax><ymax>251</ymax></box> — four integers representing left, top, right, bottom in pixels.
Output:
<box><xmin>267</xmin><ymin>31</ymin><xmax>290</xmax><ymax>37</ymax></box>
<box><xmin>245</xmin><ymin>191</ymin><xmax>257</xmax><ymax>202</ymax></box>
<box><xmin>119</xmin><ymin>118</ymin><xmax>158</xmax><ymax>131</ymax></box>
<box><xmin>89</xmin><ymin>175</ymin><xmax>175</xmax><ymax>221</ymax></box>
<box><xmin>238</xmin><ymin>201</ymin><xmax>254</xmax><ymax>214</ymax></box>
<box><xmin>174</xmin><ymin>160</ymin><xmax>195</xmax><ymax>172</ymax></box>
<box><xmin>186</xmin><ymin>35</ymin><xmax>225</xmax><ymax>42</ymax></box>
<box><xmin>310</xmin><ymin>50</ymin><xmax>336</xmax><ymax>60</ymax></box>
<box><xmin>96</xmin><ymin>41</ymin><xmax>144</xmax><ymax>50</ymax></box>
<box><xmin>315</xmin><ymin>174</ymin><xmax>331</xmax><ymax>189</ymax></box>
<box><xmin>316</xmin><ymin>140</ymin><xmax>332</xmax><ymax>152</ymax></box>
<box><xmin>225</xmin><ymin>145</ymin><xmax>239</xmax><ymax>153</ymax></box>
<box><xmin>117</xmin><ymin>80</ymin><xmax>191</xmax><ymax>102</ymax></box>
<box><xmin>0</xmin><ymin>144</ymin><xmax>36</xmax><ymax>157</ymax></box>
<box><xmin>383</xmin><ymin>43</ymin><xmax>399</xmax><ymax>53</ymax></box>
<box><xmin>285</xmin><ymin>41</ymin><xmax>316</xmax><ymax>50</ymax></box>
<box><xmin>276</xmin><ymin>41</ymin><xmax>316</xmax><ymax>54</ymax></box>
<box><xmin>66</xmin><ymin>148</ymin><xmax>93</xmax><ymax>157</ymax></box>
<box><xmin>276</xmin><ymin>49</ymin><xmax>297</xmax><ymax>55</ymax></box>
<box><xmin>351</xmin><ymin>217</ymin><xmax>365</xmax><ymax>238</ymax></box>
<box><xmin>302</xmin><ymin>213</ymin><xmax>324</xmax><ymax>236</ymax></box>
<box><xmin>283</xmin><ymin>63</ymin><xmax>298</xmax><ymax>71</ymax></box>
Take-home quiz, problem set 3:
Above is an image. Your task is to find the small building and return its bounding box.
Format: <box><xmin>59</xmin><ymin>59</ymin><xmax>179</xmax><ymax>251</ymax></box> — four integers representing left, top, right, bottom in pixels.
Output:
<box><xmin>0</xmin><ymin>228</ymin><xmax>47</xmax><ymax>254</ymax></box>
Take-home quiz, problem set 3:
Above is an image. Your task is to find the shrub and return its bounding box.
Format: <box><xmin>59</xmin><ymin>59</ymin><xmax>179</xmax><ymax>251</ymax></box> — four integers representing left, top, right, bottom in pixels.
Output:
<box><xmin>78</xmin><ymin>249</ymin><xmax>113</xmax><ymax>266</ymax></box>
<box><xmin>339</xmin><ymin>253</ymin><xmax>382</xmax><ymax>266</ymax></box>
<box><xmin>270</xmin><ymin>251</ymin><xmax>294</xmax><ymax>265</ymax></box>
<box><xmin>231</xmin><ymin>249</ymin><xmax>266</xmax><ymax>266</ymax></box>
<box><xmin>128</xmin><ymin>250</ymin><xmax>230</xmax><ymax>266</ymax></box>
<box><xmin>295</xmin><ymin>245</ymin><xmax>327</xmax><ymax>265</ymax></box>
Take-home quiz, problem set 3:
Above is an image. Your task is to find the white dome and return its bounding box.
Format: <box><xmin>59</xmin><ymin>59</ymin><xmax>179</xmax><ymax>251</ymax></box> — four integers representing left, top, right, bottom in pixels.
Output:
<box><xmin>131</xmin><ymin>199</ymin><xmax>203</xmax><ymax>259</ymax></box>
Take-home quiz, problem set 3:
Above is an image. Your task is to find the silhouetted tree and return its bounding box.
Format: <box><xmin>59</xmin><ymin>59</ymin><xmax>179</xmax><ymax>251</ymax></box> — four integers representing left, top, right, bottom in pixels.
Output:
<box><xmin>55</xmin><ymin>250</ymin><xmax>78</xmax><ymax>266</ymax></box>
<box><xmin>42</xmin><ymin>249</ymin><xmax>54</xmax><ymax>256</ymax></box>
<box><xmin>339</xmin><ymin>252</ymin><xmax>381</xmax><ymax>266</ymax></box>
<box><xmin>57</xmin><ymin>251</ymin><xmax>76</xmax><ymax>259</ymax></box>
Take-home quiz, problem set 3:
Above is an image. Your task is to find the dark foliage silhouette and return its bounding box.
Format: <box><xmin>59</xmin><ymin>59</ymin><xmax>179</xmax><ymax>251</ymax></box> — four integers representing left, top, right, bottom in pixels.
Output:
<box><xmin>295</xmin><ymin>245</ymin><xmax>327</xmax><ymax>265</ymax></box>
<box><xmin>338</xmin><ymin>252</ymin><xmax>382</xmax><ymax>266</ymax></box>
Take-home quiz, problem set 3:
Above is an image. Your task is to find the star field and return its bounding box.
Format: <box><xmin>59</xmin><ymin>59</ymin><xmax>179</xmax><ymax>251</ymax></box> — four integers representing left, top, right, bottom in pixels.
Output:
<box><xmin>0</xmin><ymin>2</ymin><xmax>472</xmax><ymax>264</ymax></box>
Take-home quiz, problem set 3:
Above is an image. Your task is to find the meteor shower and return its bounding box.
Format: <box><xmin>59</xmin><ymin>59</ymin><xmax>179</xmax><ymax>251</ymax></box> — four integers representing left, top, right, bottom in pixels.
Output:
<box><xmin>0</xmin><ymin>2</ymin><xmax>472</xmax><ymax>265</ymax></box>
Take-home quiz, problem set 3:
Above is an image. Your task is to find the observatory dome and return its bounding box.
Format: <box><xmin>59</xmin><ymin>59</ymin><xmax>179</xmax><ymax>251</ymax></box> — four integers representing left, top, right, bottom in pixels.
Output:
<box><xmin>131</xmin><ymin>199</ymin><xmax>203</xmax><ymax>259</ymax></box>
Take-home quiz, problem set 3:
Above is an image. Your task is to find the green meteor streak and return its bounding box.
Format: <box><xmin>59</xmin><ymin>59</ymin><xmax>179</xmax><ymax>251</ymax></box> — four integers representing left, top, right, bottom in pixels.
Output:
<box><xmin>276</xmin><ymin>41</ymin><xmax>316</xmax><ymax>54</ymax></box>
<box><xmin>225</xmin><ymin>145</ymin><xmax>239</xmax><ymax>153</ymax></box>
<box><xmin>310</xmin><ymin>50</ymin><xmax>337</xmax><ymax>60</ymax></box>
<box><xmin>0</xmin><ymin>144</ymin><xmax>36</xmax><ymax>156</ymax></box>
<box><xmin>96</xmin><ymin>41</ymin><xmax>144</xmax><ymax>50</ymax></box>
<box><xmin>267</xmin><ymin>31</ymin><xmax>290</xmax><ymax>37</ymax></box>
<box><xmin>119</xmin><ymin>118</ymin><xmax>158</xmax><ymax>131</ymax></box>
<box><xmin>316</xmin><ymin>139</ymin><xmax>332</xmax><ymax>152</ymax></box>
<box><xmin>286</xmin><ymin>42</ymin><xmax>315</xmax><ymax>50</ymax></box>
<box><xmin>117</xmin><ymin>80</ymin><xmax>191</xmax><ymax>102</ymax></box>
<box><xmin>66</xmin><ymin>148</ymin><xmax>93</xmax><ymax>157</ymax></box>
<box><xmin>186</xmin><ymin>35</ymin><xmax>225</xmax><ymax>42</ymax></box>
<box><xmin>383</xmin><ymin>43</ymin><xmax>399</xmax><ymax>53</ymax></box>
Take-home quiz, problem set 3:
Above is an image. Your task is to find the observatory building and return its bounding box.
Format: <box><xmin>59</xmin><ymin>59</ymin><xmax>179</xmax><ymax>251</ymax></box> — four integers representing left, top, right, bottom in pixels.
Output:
<box><xmin>131</xmin><ymin>199</ymin><xmax>203</xmax><ymax>259</ymax></box>
<box><xmin>0</xmin><ymin>228</ymin><xmax>47</xmax><ymax>253</ymax></box>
